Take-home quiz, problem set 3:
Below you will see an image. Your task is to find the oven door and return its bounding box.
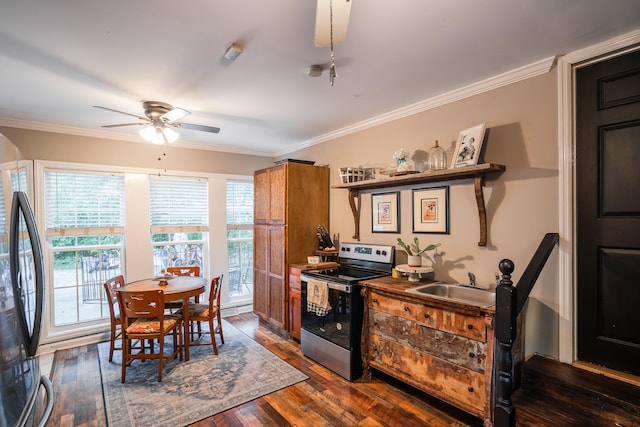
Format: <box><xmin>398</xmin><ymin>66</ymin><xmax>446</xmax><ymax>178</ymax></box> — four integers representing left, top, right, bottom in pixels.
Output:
<box><xmin>300</xmin><ymin>275</ymin><xmax>361</xmax><ymax>351</ymax></box>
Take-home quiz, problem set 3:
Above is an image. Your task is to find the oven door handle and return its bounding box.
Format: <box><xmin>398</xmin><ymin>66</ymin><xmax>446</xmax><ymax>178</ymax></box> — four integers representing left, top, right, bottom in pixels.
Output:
<box><xmin>301</xmin><ymin>277</ymin><xmax>351</xmax><ymax>293</ymax></box>
<box><xmin>328</xmin><ymin>282</ymin><xmax>351</xmax><ymax>293</ymax></box>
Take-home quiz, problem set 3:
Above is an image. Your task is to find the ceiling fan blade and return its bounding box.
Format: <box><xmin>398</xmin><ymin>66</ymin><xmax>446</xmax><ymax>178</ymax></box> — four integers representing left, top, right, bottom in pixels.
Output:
<box><xmin>179</xmin><ymin>122</ymin><xmax>221</xmax><ymax>134</ymax></box>
<box><xmin>161</xmin><ymin>107</ymin><xmax>190</xmax><ymax>123</ymax></box>
<box><xmin>101</xmin><ymin>122</ymin><xmax>146</xmax><ymax>128</ymax></box>
<box><xmin>314</xmin><ymin>0</ymin><xmax>352</xmax><ymax>48</ymax></box>
<box><xmin>94</xmin><ymin>105</ymin><xmax>147</xmax><ymax>121</ymax></box>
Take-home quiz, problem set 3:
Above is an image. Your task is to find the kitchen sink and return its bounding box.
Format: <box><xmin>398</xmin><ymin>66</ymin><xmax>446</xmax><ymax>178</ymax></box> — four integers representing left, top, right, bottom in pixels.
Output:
<box><xmin>406</xmin><ymin>283</ymin><xmax>496</xmax><ymax>307</ymax></box>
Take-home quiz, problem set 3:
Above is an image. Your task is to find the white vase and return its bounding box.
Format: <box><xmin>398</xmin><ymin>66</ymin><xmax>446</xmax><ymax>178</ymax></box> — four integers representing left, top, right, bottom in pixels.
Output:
<box><xmin>407</xmin><ymin>255</ymin><xmax>422</xmax><ymax>267</ymax></box>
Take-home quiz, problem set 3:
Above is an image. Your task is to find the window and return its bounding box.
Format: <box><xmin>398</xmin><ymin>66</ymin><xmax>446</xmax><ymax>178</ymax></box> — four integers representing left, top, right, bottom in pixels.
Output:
<box><xmin>226</xmin><ymin>180</ymin><xmax>253</xmax><ymax>298</ymax></box>
<box><xmin>44</xmin><ymin>170</ymin><xmax>125</xmax><ymax>326</ymax></box>
<box><xmin>149</xmin><ymin>176</ymin><xmax>208</xmax><ymax>275</ymax></box>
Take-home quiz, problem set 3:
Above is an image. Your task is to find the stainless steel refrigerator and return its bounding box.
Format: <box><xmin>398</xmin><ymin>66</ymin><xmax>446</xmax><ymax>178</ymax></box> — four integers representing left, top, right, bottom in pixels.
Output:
<box><xmin>0</xmin><ymin>133</ymin><xmax>53</xmax><ymax>427</ymax></box>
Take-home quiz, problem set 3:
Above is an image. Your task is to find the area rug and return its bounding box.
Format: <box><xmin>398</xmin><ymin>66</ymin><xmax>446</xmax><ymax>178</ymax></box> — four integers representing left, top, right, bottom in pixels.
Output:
<box><xmin>98</xmin><ymin>320</ymin><xmax>308</xmax><ymax>427</ymax></box>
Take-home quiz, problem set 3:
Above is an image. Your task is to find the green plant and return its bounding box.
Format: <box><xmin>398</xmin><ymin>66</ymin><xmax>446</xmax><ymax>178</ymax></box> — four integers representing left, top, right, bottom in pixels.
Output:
<box><xmin>396</xmin><ymin>237</ymin><xmax>440</xmax><ymax>256</ymax></box>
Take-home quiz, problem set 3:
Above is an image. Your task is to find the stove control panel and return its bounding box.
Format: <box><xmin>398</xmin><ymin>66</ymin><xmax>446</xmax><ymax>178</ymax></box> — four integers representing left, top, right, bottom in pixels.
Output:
<box><xmin>339</xmin><ymin>242</ymin><xmax>394</xmax><ymax>264</ymax></box>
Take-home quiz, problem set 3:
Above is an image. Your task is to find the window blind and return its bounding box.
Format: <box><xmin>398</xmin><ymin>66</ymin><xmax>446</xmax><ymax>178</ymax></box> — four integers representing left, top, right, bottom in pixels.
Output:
<box><xmin>44</xmin><ymin>170</ymin><xmax>125</xmax><ymax>236</ymax></box>
<box><xmin>226</xmin><ymin>180</ymin><xmax>253</xmax><ymax>228</ymax></box>
<box><xmin>149</xmin><ymin>176</ymin><xmax>209</xmax><ymax>233</ymax></box>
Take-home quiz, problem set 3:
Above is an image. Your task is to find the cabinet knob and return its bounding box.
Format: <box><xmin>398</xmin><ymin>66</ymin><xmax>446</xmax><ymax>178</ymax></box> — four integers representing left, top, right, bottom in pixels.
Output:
<box><xmin>467</xmin><ymin>324</ymin><xmax>474</xmax><ymax>330</ymax></box>
<box><xmin>372</xmin><ymin>298</ymin><xmax>378</xmax><ymax>303</ymax></box>
<box><xmin>404</xmin><ymin>306</ymin><xmax>410</xmax><ymax>312</ymax></box>
<box><xmin>468</xmin><ymin>386</ymin><xmax>474</xmax><ymax>393</ymax></box>
<box><xmin>423</xmin><ymin>313</ymin><xmax>430</xmax><ymax>319</ymax></box>
<box><xmin>469</xmin><ymin>352</ymin><xmax>475</xmax><ymax>358</ymax></box>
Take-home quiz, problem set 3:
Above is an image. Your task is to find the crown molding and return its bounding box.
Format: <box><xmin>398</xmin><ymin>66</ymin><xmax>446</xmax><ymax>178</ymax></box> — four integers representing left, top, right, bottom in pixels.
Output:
<box><xmin>279</xmin><ymin>55</ymin><xmax>557</xmax><ymax>156</ymax></box>
<box><xmin>0</xmin><ymin>117</ymin><xmax>267</xmax><ymax>157</ymax></box>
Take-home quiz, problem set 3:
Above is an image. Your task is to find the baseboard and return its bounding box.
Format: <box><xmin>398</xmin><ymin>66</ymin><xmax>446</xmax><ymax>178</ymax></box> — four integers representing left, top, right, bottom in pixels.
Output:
<box><xmin>572</xmin><ymin>361</ymin><xmax>640</xmax><ymax>387</ymax></box>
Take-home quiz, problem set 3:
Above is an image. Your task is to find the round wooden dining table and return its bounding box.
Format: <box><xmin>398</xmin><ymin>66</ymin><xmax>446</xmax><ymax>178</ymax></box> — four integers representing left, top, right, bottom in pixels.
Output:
<box><xmin>121</xmin><ymin>275</ymin><xmax>206</xmax><ymax>361</ymax></box>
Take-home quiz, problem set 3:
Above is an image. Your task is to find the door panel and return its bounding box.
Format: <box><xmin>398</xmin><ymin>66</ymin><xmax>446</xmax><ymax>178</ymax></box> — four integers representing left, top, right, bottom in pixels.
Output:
<box><xmin>576</xmin><ymin>48</ymin><xmax>640</xmax><ymax>375</ymax></box>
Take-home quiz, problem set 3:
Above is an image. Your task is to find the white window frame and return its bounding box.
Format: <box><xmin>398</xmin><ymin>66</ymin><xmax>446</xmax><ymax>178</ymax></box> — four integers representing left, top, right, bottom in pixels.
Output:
<box><xmin>34</xmin><ymin>160</ymin><xmax>254</xmax><ymax>347</ymax></box>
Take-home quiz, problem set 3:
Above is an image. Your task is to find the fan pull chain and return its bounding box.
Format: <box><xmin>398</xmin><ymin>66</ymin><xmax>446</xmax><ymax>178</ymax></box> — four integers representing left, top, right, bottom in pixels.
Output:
<box><xmin>329</xmin><ymin>0</ymin><xmax>337</xmax><ymax>86</ymax></box>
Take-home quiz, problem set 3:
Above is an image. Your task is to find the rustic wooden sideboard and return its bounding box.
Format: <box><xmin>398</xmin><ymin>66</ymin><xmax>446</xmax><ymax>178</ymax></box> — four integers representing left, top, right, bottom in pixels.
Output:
<box><xmin>360</xmin><ymin>276</ymin><xmax>522</xmax><ymax>426</ymax></box>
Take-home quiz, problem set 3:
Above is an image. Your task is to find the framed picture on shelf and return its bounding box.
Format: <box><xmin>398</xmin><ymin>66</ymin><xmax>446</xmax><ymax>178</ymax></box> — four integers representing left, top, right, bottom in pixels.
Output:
<box><xmin>412</xmin><ymin>186</ymin><xmax>449</xmax><ymax>234</ymax></box>
<box><xmin>451</xmin><ymin>123</ymin><xmax>486</xmax><ymax>168</ymax></box>
<box><xmin>372</xmin><ymin>192</ymin><xmax>400</xmax><ymax>233</ymax></box>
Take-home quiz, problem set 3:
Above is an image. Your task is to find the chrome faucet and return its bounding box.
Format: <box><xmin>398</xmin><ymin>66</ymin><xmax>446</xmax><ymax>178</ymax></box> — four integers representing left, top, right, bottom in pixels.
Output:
<box><xmin>467</xmin><ymin>272</ymin><xmax>477</xmax><ymax>287</ymax></box>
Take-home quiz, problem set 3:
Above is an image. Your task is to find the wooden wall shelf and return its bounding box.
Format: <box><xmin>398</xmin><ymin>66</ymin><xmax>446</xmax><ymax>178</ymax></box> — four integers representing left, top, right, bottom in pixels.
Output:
<box><xmin>331</xmin><ymin>163</ymin><xmax>505</xmax><ymax>245</ymax></box>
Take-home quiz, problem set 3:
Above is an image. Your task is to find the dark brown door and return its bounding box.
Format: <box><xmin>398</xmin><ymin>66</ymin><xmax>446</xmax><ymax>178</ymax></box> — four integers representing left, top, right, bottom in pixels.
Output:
<box><xmin>576</xmin><ymin>48</ymin><xmax>640</xmax><ymax>376</ymax></box>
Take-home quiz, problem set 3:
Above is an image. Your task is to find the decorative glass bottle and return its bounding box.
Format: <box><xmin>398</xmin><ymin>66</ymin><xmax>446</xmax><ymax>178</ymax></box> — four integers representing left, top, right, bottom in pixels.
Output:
<box><xmin>427</xmin><ymin>140</ymin><xmax>447</xmax><ymax>170</ymax></box>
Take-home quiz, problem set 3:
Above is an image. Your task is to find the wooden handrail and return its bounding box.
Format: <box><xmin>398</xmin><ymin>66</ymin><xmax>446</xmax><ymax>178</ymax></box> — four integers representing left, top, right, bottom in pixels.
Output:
<box><xmin>493</xmin><ymin>232</ymin><xmax>559</xmax><ymax>427</ymax></box>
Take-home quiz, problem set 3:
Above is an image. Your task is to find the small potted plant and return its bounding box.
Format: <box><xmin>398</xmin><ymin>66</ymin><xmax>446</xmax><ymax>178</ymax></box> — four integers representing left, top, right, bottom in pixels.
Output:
<box><xmin>396</xmin><ymin>237</ymin><xmax>441</xmax><ymax>267</ymax></box>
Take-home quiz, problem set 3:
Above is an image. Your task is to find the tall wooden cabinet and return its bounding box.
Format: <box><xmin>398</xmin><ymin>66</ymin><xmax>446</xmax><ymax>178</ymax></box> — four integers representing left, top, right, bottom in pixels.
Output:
<box><xmin>253</xmin><ymin>161</ymin><xmax>329</xmax><ymax>331</ymax></box>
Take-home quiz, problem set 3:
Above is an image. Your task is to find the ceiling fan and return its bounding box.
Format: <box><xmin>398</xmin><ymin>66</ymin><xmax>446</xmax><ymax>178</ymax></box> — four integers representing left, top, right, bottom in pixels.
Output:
<box><xmin>313</xmin><ymin>0</ymin><xmax>352</xmax><ymax>85</ymax></box>
<box><xmin>314</xmin><ymin>0</ymin><xmax>352</xmax><ymax>48</ymax></box>
<box><xmin>94</xmin><ymin>101</ymin><xmax>220</xmax><ymax>145</ymax></box>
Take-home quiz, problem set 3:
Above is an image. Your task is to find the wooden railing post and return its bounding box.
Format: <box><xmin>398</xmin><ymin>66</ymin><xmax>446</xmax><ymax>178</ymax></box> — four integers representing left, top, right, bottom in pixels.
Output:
<box><xmin>494</xmin><ymin>259</ymin><xmax>517</xmax><ymax>427</ymax></box>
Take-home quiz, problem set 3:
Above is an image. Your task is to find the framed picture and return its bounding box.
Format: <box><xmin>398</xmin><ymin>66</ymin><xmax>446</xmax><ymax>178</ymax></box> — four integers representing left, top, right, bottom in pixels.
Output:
<box><xmin>451</xmin><ymin>123</ymin><xmax>486</xmax><ymax>168</ymax></box>
<box><xmin>372</xmin><ymin>192</ymin><xmax>400</xmax><ymax>233</ymax></box>
<box><xmin>412</xmin><ymin>186</ymin><xmax>449</xmax><ymax>234</ymax></box>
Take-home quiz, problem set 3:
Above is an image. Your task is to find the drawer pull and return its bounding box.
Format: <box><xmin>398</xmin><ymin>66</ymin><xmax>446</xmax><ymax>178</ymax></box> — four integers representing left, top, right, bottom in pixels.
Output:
<box><xmin>467</xmin><ymin>324</ymin><xmax>474</xmax><ymax>330</ymax></box>
<box><xmin>423</xmin><ymin>313</ymin><xmax>430</xmax><ymax>319</ymax></box>
<box><xmin>404</xmin><ymin>306</ymin><xmax>410</xmax><ymax>312</ymax></box>
<box><xmin>372</xmin><ymin>298</ymin><xmax>378</xmax><ymax>303</ymax></box>
<box><xmin>469</xmin><ymin>352</ymin><xmax>475</xmax><ymax>358</ymax></box>
<box><xmin>468</xmin><ymin>386</ymin><xmax>474</xmax><ymax>393</ymax></box>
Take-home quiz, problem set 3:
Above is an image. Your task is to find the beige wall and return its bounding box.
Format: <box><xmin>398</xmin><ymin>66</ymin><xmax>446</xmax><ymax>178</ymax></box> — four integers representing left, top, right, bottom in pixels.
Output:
<box><xmin>0</xmin><ymin>127</ymin><xmax>273</xmax><ymax>175</ymax></box>
<box><xmin>286</xmin><ymin>71</ymin><xmax>560</xmax><ymax>358</ymax></box>
<box><xmin>1</xmin><ymin>70</ymin><xmax>560</xmax><ymax>358</ymax></box>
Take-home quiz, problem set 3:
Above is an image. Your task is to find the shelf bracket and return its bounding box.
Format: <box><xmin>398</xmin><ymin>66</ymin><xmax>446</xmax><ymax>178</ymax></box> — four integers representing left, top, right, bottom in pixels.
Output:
<box><xmin>474</xmin><ymin>174</ymin><xmax>488</xmax><ymax>246</ymax></box>
<box><xmin>348</xmin><ymin>189</ymin><xmax>360</xmax><ymax>241</ymax></box>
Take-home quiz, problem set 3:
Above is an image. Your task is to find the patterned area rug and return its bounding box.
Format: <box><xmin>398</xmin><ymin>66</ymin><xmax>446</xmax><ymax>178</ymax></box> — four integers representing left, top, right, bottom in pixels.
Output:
<box><xmin>98</xmin><ymin>320</ymin><xmax>307</xmax><ymax>427</ymax></box>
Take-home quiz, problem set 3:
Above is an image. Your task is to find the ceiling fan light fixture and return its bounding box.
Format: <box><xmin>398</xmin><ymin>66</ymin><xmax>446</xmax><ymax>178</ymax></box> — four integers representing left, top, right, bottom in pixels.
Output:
<box><xmin>139</xmin><ymin>125</ymin><xmax>156</xmax><ymax>141</ymax></box>
<box><xmin>162</xmin><ymin>126</ymin><xmax>179</xmax><ymax>143</ymax></box>
<box><xmin>139</xmin><ymin>124</ymin><xmax>179</xmax><ymax>145</ymax></box>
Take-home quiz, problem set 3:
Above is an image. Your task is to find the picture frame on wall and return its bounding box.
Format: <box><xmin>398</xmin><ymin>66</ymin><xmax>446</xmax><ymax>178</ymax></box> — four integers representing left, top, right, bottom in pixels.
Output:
<box><xmin>372</xmin><ymin>191</ymin><xmax>400</xmax><ymax>233</ymax></box>
<box><xmin>412</xmin><ymin>186</ymin><xmax>449</xmax><ymax>234</ymax></box>
<box><xmin>451</xmin><ymin>123</ymin><xmax>486</xmax><ymax>168</ymax></box>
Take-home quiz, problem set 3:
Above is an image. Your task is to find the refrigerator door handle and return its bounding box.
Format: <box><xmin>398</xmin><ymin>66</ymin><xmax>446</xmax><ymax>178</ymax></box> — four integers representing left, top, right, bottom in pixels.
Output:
<box><xmin>10</xmin><ymin>191</ymin><xmax>46</xmax><ymax>357</ymax></box>
<box><xmin>35</xmin><ymin>375</ymin><xmax>54</xmax><ymax>427</ymax></box>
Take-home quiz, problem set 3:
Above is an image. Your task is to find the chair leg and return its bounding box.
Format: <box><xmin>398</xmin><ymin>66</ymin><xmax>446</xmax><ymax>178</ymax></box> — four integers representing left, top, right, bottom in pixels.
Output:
<box><xmin>158</xmin><ymin>334</ymin><xmax>164</xmax><ymax>382</ymax></box>
<box><xmin>109</xmin><ymin>325</ymin><xmax>116</xmax><ymax>362</ymax></box>
<box><xmin>217</xmin><ymin>311</ymin><xmax>224</xmax><ymax>344</ymax></box>
<box><xmin>208</xmin><ymin>317</ymin><xmax>218</xmax><ymax>355</ymax></box>
<box><xmin>121</xmin><ymin>337</ymin><xmax>128</xmax><ymax>383</ymax></box>
<box><xmin>178</xmin><ymin>323</ymin><xmax>183</xmax><ymax>361</ymax></box>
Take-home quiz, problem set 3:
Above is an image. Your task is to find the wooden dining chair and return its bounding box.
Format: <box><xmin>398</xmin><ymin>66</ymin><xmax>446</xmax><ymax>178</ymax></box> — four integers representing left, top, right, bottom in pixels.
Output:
<box><xmin>166</xmin><ymin>266</ymin><xmax>200</xmax><ymax>277</ymax></box>
<box><xmin>117</xmin><ymin>289</ymin><xmax>183</xmax><ymax>383</ymax></box>
<box><xmin>103</xmin><ymin>275</ymin><xmax>125</xmax><ymax>362</ymax></box>
<box><xmin>178</xmin><ymin>274</ymin><xmax>224</xmax><ymax>355</ymax></box>
<box><xmin>164</xmin><ymin>266</ymin><xmax>201</xmax><ymax>312</ymax></box>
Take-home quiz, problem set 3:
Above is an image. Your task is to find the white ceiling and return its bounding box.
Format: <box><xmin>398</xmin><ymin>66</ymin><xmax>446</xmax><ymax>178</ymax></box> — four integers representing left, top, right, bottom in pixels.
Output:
<box><xmin>1</xmin><ymin>1</ymin><xmax>639</xmax><ymax>157</ymax></box>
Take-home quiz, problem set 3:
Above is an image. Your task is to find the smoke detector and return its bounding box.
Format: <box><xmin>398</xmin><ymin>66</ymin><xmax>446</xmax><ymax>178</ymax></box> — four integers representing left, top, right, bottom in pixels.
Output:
<box><xmin>223</xmin><ymin>43</ymin><xmax>243</xmax><ymax>61</ymax></box>
<box><xmin>306</xmin><ymin>64</ymin><xmax>323</xmax><ymax>77</ymax></box>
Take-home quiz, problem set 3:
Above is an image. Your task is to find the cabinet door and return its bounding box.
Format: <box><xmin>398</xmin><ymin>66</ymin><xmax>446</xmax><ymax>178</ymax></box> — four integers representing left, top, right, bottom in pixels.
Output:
<box><xmin>267</xmin><ymin>226</ymin><xmax>286</xmax><ymax>328</ymax></box>
<box><xmin>254</xmin><ymin>169</ymin><xmax>269</xmax><ymax>224</ymax></box>
<box><xmin>289</xmin><ymin>267</ymin><xmax>302</xmax><ymax>339</ymax></box>
<box><xmin>253</xmin><ymin>225</ymin><xmax>269</xmax><ymax>319</ymax></box>
<box><xmin>268</xmin><ymin>164</ymin><xmax>286</xmax><ymax>225</ymax></box>
<box><xmin>289</xmin><ymin>288</ymin><xmax>301</xmax><ymax>340</ymax></box>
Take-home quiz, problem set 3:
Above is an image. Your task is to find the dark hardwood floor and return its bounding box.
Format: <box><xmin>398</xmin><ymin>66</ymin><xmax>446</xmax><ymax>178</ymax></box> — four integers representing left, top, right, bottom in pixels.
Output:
<box><xmin>47</xmin><ymin>313</ymin><xmax>640</xmax><ymax>426</ymax></box>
